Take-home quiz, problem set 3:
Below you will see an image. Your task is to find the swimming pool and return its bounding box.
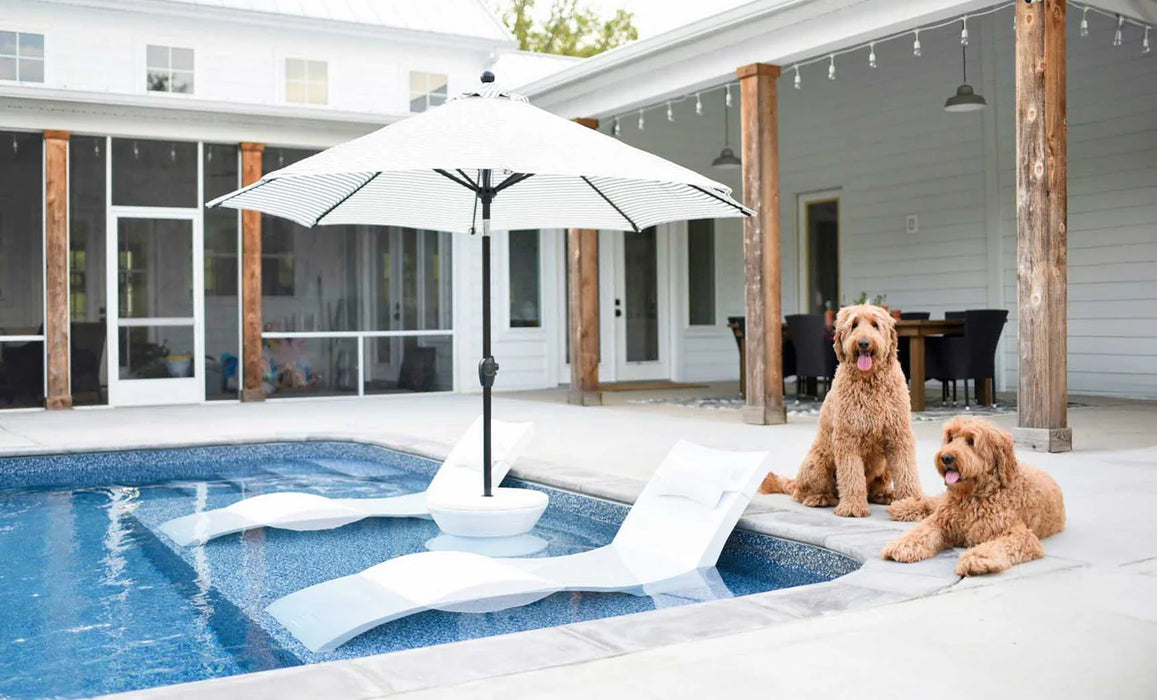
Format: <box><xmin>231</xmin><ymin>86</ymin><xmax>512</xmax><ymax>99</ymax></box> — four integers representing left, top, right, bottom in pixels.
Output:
<box><xmin>0</xmin><ymin>442</ymin><xmax>857</xmax><ymax>698</ymax></box>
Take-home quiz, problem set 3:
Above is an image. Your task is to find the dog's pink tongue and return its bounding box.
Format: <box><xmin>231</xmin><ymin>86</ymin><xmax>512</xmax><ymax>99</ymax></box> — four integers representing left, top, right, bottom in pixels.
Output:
<box><xmin>945</xmin><ymin>470</ymin><xmax>961</xmax><ymax>485</ymax></box>
<box><xmin>856</xmin><ymin>354</ymin><xmax>873</xmax><ymax>372</ymax></box>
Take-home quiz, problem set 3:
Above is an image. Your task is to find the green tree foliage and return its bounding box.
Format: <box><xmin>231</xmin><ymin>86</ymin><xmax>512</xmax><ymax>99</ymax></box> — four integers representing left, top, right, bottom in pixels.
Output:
<box><xmin>498</xmin><ymin>0</ymin><xmax>638</xmax><ymax>57</ymax></box>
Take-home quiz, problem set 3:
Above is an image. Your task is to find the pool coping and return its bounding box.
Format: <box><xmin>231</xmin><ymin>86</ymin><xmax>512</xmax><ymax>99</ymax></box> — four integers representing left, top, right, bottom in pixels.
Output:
<box><xmin>0</xmin><ymin>432</ymin><xmax>964</xmax><ymax>700</ymax></box>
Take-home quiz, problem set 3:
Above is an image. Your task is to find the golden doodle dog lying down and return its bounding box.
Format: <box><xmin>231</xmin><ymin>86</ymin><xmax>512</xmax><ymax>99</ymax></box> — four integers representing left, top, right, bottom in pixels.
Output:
<box><xmin>882</xmin><ymin>417</ymin><xmax>1065</xmax><ymax>576</ymax></box>
<box><xmin>760</xmin><ymin>304</ymin><xmax>924</xmax><ymax>519</ymax></box>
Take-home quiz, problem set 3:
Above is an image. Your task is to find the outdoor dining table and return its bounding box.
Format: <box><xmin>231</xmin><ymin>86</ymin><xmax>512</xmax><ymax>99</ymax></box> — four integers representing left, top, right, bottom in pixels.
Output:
<box><xmin>897</xmin><ymin>317</ymin><xmax>992</xmax><ymax>411</ymax></box>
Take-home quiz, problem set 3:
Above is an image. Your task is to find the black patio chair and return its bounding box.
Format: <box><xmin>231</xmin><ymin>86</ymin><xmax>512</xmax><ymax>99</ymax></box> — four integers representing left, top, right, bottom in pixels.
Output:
<box><xmin>925</xmin><ymin>309</ymin><xmax>1008</xmax><ymax>407</ymax></box>
<box><xmin>897</xmin><ymin>312</ymin><xmax>930</xmax><ymax>380</ymax></box>
<box><xmin>786</xmin><ymin>314</ymin><xmax>837</xmax><ymax>400</ymax></box>
<box><xmin>726</xmin><ymin>316</ymin><xmax>795</xmax><ymax>399</ymax></box>
<box><xmin>945</xmin><ymin>311</ymin><xmax>965</xmax><ymax>320</ymax></box>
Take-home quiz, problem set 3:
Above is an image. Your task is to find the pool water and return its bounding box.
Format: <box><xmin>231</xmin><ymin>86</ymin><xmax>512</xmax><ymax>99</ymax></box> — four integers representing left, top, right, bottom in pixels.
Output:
<box><xmin>0</xmin><ymin>443</ymin><xmax>856</xmax><ymax>698</ymax></box>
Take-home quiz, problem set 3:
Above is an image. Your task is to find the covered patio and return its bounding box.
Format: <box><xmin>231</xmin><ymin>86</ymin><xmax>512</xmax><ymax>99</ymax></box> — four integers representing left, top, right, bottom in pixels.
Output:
<box><xmin>523</xmin><ymin>0</ymin><xmax>1157</xmax><ymax>453</ymax></box>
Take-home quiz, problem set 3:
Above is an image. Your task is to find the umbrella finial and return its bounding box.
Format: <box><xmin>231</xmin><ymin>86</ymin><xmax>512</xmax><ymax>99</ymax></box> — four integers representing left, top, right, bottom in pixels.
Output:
<box><xmin>480</xmin><ymin>70</ymin><xmax>495</xmax><ymax>84</ymax></box>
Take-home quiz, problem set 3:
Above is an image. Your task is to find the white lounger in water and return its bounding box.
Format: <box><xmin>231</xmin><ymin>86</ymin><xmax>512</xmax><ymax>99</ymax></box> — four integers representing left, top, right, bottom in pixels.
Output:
<box><xmin>158</xmin><ymin>417</ymin><xmax>535</xmax><ymax>546</ymax></box>
<box><xmin>266</xmin><ymin>440</ymin><xmax>770</xmax><ymax>652</ymax></box>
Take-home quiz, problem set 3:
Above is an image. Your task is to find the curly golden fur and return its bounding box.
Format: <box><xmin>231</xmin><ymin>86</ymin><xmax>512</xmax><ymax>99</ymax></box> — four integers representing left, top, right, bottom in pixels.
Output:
<box><xmin>881</xmin><ymin>417</ymin><xmax>1065</xmax><ymax>576</ymax></box>
<box><xmin>759</xmin><ymin>304</ymin><xmax>924</xmax><ymax>519</ymax></box>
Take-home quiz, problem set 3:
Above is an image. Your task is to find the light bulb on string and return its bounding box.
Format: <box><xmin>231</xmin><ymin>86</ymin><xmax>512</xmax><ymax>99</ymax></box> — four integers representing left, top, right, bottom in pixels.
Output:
<box><xmin>1144</xmin><ymin>26</ymin><xmax>1151</xmax><ymax>54</ymax></box>
<box><xmin>869</xmin><ymin>43</ymin><xmax>877</xmax><ymax>68</ymax></box>
<box><xmin>961</xmin><ymin>16</ymin><xmax>969</xmax><ymax>46</ymax></box>
<box><xmin>133</xmin><ymin>142</ymin><xmax>139</xmax><ymax>160</ymax></box>
<box><xmin>666</xmin><ymin>102</ymin><xmax>674</xmax><ymax>123</ymax></box>
<box><xmin>1080</xmin><ymin>7</ymin><xmax>1089</xmax><ymax>37</ymax></box>
<box><xmin>170</xmin><ymin>144</ymin><xmax>176</xmax><ymax>162</ymax></box>
<box><xmin>827</xmin><ymin>54</ymin><xmax>836</xmax><ymax>80</ymax></box>
<box><xmin>1114</xmin><ymin>15</ymin><xmax>1123</xmax><ymax>46</ymax></box>
<box><xmin>93</xmin><ymin>140</ymin><xmax>100</xmax><ymax>157</ymax></box>
<box><xmin>637</xmin><ymin>110</ymin><xmax>645</xmax><ymax>131</ymax></box>
<box><xmin>913</xmin><ymin>30</ymin><xmax>922</xmax><ymax>57</ymax></box>
<box><xmin>695</xmin><ymin>93</ymin><xmax>702</xmax><ymax>116</ymax></box>
<box><xmin>793</xmin><ymin>64</ymin><xmax>801</xmax><ymax>89</ymax></box>
<box><xmin>11</xmin><ymin>136</ymin><xmax>17</xmax><ymax>154</ymax></box>
<box><xmin>724</xmin><ymin>84</ymin><xmax>732</xmax><ymax>108</ymax></box>
<box><xmin>612</xmin><ymin>116</ymin><xmax>621</xmax><ymax>136</ymax></box>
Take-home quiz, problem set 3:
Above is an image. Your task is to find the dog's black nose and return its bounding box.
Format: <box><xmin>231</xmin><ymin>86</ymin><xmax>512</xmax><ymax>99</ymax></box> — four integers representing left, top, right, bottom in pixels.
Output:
<box><xmin>940</xmin><ymin>453</ymin><xmax>955</xmax><ymax>466</ymax></box>
<box><xmin>857</xmin><ymin>339</ymin><xmax>870</xmax><ymax>350</ymax></box>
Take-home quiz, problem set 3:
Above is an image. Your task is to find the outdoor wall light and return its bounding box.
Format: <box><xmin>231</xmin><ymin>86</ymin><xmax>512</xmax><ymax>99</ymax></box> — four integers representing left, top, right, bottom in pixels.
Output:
<box><xmin>944</xmin><ymin>44</ymin><xmax>987</xmax><ymax>112</ymax></box>
<box><xmin>712</xmin><ymin>90</ymin><xmax>740</xmax><ymax>169</ymax></box>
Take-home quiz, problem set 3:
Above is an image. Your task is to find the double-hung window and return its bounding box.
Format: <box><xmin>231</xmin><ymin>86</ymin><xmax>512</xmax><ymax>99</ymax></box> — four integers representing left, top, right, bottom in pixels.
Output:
<box><xmin>0</xmin><ymin>31</ymin><xmax>44</xmax><ymax>83</ymax></box>
<box><xmin>285</xmin><ymin>58</ymin><xmax>327</xmax><ymax>105</ymax></box>
<box><xmin>146</xmin><ymin>44</ymin><xmax>194</xmax><ymax>93</ymax></box>
<box><xmin>409</xmin><ymin>71</ymin><xmax>447</xmax><ymax>112</ymax></box>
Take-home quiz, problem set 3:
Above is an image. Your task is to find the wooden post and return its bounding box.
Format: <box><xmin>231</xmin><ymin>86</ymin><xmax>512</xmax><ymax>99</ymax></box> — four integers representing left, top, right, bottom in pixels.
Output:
<box><xmin>567</xmin><ymin>118</ymin><xmax>602</xmax><ymax>406</ymax></box>
<box><xmin>1013</xmin><ymin>0</ymin><xmax>1071</xmax><ymax>452</ymax></box>
<box><xmin>44</xmin><ymin>130</ymin><xmax>71</xmax><ymax>410</ymax></box>
<box><xmin>240</xmin><ymin>142</ymin><xmax>265</xmax><ymax>402</ymax></box>
<box><xmin>737</xmin><ymin>63</ymin><xmax>785</xmax><ymax>425</ymax></box>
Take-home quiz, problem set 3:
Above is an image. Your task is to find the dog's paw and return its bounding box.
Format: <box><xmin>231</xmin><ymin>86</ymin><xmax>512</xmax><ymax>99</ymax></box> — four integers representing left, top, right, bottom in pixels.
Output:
<box><xmin>880</xmin><ymin>538</ymin><xmax>930</xmax><ymax>563</ymax></box>
<box><xmin>887</xmin><ymin>497</ymin><xmax>931</xmax><ymax>522</ymax></box>
<box><xmin>800</xmin><ymin>494</ymin><xmax>838</xmax><ymax>508</ymax></box>
<box><xmin>834</xmin><ymin>500</ymin><xmax>871</xmax><ymax>518</ymax></box>
<box><xmin>955</xmin><ymin>548</ymin><xmax>1009</xmax><ymax>577</ymax></box>
<box><xmin>868</xmin><ymin>489</ymin><xmax>894</xmax><ymax>506</ymax></box>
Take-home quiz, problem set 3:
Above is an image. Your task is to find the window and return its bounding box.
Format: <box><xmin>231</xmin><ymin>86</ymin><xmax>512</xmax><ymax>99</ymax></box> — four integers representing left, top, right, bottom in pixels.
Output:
<box><xmin>0</xmin><ymin>31</ymin><xmax>44</xmax><ymax>83</ymax></box>
<box><xmin>687</xmin><ymin>219</ymin><xmax>715</xmax><ymax>325</ymax></box>
<box><xmin>409</xmin><ymin>71</ymin><xmax>447</xmax><ymax>112</ymax></box>
<box><xmin>508</xmin><ymin>230</ymin><xmax>541</xmax><ymax>328</ymax></box>
<box><xmin>146</xmin><ymin>44</ymin><xmax>194</xmax><ymax>93</ymax></box>
<box><xmin>285</xmin><ymin>58</ymin><xmax>327</xmax><ymax>105</ymax></box>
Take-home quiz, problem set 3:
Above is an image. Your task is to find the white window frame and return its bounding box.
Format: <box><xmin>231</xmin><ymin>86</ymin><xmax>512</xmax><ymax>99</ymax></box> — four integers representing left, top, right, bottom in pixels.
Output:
<box><xmin>0</xmin><ymin>29</ymin><xmax>45</xmax><ymax>84</ymax></box>
<box><xmin>144</xmin><ymin>44</ymin><xmax>195</xmax><ymax>95</ymax></box>
<box><xmin>409</xmin><ymin>71</ymin><xmax>448</xmax><ymax>113</ymax></box>
<box><xmin>284</xmin><ymin>57</ymin><xmax>328</xmax><ymax>106</ymax></box>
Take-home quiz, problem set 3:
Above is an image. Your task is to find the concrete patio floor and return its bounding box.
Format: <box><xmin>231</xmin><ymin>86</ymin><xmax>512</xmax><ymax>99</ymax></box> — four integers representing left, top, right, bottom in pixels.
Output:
<box><xmin>1</xmin><ymin>390</ymin><xmax>1155</xmax><ymax>698</ymax></box>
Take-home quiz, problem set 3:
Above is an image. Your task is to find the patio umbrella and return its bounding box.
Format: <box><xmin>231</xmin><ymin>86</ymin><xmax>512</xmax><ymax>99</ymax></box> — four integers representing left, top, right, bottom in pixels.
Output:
<box><xmin>208</xmin><ymin>72</ymin><xmax>751</xmax><ymax>497</ymax></box>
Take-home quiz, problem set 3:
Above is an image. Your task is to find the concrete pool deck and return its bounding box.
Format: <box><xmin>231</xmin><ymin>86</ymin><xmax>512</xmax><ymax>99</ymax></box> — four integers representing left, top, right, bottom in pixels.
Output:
<box><xmin>1</xmin><ymin>391</ymin><xmax>1155</xmax><ymax>699</ymax></box>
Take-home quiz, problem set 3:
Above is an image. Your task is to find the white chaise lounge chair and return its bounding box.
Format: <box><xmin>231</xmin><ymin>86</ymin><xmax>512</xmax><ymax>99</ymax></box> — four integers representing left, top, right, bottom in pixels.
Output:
<box><xmin>158</xmin><ymin>417</ymin><xmax>535</xmax><ymax>546</ymax></box>
<box><xmin>266</xmin><ymin>440</ymin><xmax>770</xmax><ymax>652</ymax></box>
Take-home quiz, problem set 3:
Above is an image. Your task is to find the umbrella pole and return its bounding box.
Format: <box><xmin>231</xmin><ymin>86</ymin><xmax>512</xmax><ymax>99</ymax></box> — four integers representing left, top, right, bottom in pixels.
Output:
<box><xmin>479</xmin><ymin>169</ymin><xmax>498</xmax><ymax>497</ymax></box>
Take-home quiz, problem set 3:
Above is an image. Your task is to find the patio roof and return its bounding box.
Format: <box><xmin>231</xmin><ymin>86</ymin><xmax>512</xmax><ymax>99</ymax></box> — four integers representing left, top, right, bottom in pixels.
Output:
<box><xmin>521</xmin><ymin>0</ymin><xmax>1157</xmax><ymax>119</ymax></box>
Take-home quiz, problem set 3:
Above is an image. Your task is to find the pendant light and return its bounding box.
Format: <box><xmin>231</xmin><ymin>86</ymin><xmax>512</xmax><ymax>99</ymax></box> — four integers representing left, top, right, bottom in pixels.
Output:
<box><xmin>944</xmin><ymin>43</ymin><xmax>986</xmax><ymax>112</ymax></box>
<box><xmin>712</xmin><ymin>88</ymin><xmax>741</xmax><ymax>169</ymax></box>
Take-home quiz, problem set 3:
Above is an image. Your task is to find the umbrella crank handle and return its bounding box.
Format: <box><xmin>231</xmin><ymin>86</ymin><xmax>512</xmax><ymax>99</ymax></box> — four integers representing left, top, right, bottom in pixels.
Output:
<box><xmin>478</xmin><ymin>356</ymin><xmax>500</xmax><ymax>388</ymax></box>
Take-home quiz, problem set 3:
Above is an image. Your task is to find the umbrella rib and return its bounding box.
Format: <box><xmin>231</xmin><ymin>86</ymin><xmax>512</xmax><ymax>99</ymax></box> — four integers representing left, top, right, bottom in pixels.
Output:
<box><xmin>435</xmin><ymin>169</ymin><xmax>480</xmax><ymax>192</ymax></box>
<box><xmin>312</xmin><ymin>172</ymin><xmax>382</xmax><ymax>227</ymax></box>
<box><xmin>456</xmin><ymin>169</ymin><xmax>479</xmax><ymax>189</ymax></box>
<box><xmin>688</xmin><ymin>184</ymin><xmax>755</xmax><ymax>217</ymax></box>
<box><xmin>206</xmin><ymin>176</ymin><xmax>276</xmax><ymax>209</ymax></box>
<box><xmin>495</xmin><ymin>172</ymin><xmax>533</xmax><ymax>192</ymax></box>
<box><xmin>580</xmin><ymin>176</ymin><xmax>639</xmax><ymax>233</ymax></box>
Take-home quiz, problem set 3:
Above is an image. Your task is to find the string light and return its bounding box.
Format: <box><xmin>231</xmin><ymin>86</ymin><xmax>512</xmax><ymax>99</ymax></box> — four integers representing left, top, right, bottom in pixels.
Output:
<box><xmin>93</xmin><ymin>140</ymin><xmax>100</xmax><ymax>157</ymax></box>
<box><xmin>612</xmin><ymin>116</ymin><xmax>621</xmax><ymax>136</ymax></box>
<box><xmin>132</xmin><ymin>142</ymin><xmax>139</xmax><ymax>160</ymax></box>
<box><xmin>602</xmin><ymin>3</ymin><xmax>1150</xmax><ymax>135</ymax></box>
<box><xmin>666</xmin><ymin>101</ymin><xmax>674</xmax><ymax>122</ymax></box>
<box><xmin>637</xmin><ymin>109</ymin><xmax>644</xmax><ymax>131</ymax></box>
<box><xmin>170</xmin><ymin>144</ymin><xmax>176</xmax><ymax>162</ymax></box>
<box><xmin>10</xmin><ymin>136</ymin><xmax>17</xmax><ymax>154</ymax></box>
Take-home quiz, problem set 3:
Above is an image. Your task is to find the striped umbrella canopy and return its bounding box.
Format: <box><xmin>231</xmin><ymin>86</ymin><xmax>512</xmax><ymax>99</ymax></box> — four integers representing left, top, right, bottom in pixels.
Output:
<box><xmin>208</xmin><ymin>72</ymin><xmax>751</xmax><ymax>499</ymax></box>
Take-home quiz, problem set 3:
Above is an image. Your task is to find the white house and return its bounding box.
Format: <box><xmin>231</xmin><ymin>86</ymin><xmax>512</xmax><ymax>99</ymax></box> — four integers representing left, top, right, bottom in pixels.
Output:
<box><xmin>1</xmin><ymin>0</ymin><xmax>1154</xmax><ymax>440</ymax></box>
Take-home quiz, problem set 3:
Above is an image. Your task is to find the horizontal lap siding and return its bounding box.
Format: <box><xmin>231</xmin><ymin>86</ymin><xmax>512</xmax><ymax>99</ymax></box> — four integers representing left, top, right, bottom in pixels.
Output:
<box><xmin>1000</xmin><ymin>15</ymin><xmax>1157</xmax><ymax>398</ymax></box>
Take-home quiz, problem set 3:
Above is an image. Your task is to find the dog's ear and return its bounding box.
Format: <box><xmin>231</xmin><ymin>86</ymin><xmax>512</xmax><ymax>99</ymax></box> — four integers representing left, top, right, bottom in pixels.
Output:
<box><xmin>883</xmin><ymin>310</ymin><xmax>899</xmax><ymax>362</ymax></box>
<box><xmin>833</xmin><ymin>307</ymin><xmax>850</xmax><ymax>363</ymax></box>
<box><xmin>985</xmin><ymin>424</ymin><xmax>1018</xmax><ymax>487</ymax></box>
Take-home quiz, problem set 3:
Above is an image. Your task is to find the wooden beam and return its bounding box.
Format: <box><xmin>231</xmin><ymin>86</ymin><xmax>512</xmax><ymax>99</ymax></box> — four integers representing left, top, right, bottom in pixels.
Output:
<box><xmin>44</xmin><ymin>130</ymin><xmax>71</xmax><ymax>410</ymax></box>
<box><xmin>737</xmin><ymin>63</ymin><xmax>785</xmax><ymax>425</ymax></box>
<box><xmin>240</xmin><ymin>142</ymin><xmax>265</xmax><ymax>402</ymax></box>
<box><xmin>1013</xmin><ymin>0</ymin><xmax>1071</xmax><ymax>453</ymax></box>
<box><xmin>567</xmin><ymin>118</ymin><xmax>602</xmax><ymax>406</ymax></box>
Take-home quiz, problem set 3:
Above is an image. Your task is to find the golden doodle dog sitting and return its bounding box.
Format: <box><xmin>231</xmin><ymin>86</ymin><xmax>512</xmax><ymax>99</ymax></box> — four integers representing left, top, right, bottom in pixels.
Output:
<box><xmin>882</xmin><ymin>417</ymin><xmax>1065</xmax><ymax>576</ymax></box>
<box><xmin>760</xmin><ymin>304</ymin><xmax>924</xmax><ymax>519</ymax></box>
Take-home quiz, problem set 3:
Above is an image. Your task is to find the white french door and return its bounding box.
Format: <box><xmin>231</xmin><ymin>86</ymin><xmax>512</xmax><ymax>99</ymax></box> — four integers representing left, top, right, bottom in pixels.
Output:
<box><xmin>610</xmin><ymin>227</ymin><xmax>669</xmax><ymax>381</ymax></box>
<box><xmin>106</xmin><ymin>208</ymin><xmax>204</xmax><ymax>406</ymax></box>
